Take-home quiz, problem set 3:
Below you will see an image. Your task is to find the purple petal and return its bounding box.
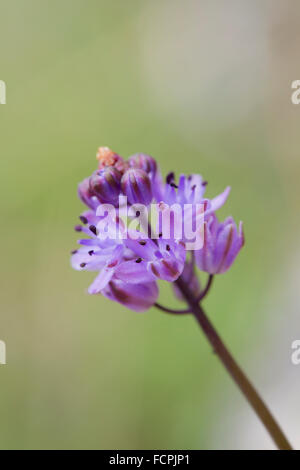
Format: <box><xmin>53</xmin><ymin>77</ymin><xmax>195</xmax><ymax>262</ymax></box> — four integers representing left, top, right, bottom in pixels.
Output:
<box><xmin>102</xmin><ymin>280</ymin><xmax>159</xmax><ymax>312</ymax></box>
<box><xmin>125</xmin><ymin>235</ymin><xmax>158</xmax><ymax>261</ymax></box>
<box><xmin>209</xmin><ymin>186</ymin><xmax>231</xmax><ymax>213</ymax></box>
<box><xmin>88</xmin><ymin>269</ymin><xmax>114</xmax><ymax>294</ymax></box>
<box><xmin>71</xmin><ymin>248</ymin><xmax>107</xmax><ymax>271</ymax></box>
<box><xmin>148</xmin><ymin>258</ymin><xmax>184</xmax><ymax>282</ymax></box>
<box><xmin>114</xmin><ymin>260</ymin><xmax>156</xmax><ymax>284</ymax></box>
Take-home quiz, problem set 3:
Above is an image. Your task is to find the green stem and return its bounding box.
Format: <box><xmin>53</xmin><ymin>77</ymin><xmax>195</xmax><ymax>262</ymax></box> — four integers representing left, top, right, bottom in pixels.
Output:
<box><xmin>175</xmin><ymin>277</ymin><xmax>292</xmax><ymax>451</ymax></box>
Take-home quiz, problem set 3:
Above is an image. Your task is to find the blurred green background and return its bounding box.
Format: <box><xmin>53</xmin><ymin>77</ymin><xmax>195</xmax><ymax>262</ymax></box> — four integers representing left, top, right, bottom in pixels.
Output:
<box><xmin>1</xmin><ymin>0</ymin><xmax>300</xmax><ymax>449</ymax></box>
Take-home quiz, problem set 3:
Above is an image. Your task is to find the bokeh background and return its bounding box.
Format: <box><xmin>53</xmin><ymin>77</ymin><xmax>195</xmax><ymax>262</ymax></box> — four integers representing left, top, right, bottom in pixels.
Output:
<box><xmin>1</xmin><ymin>0</ymin><xmax>300</xmax><ymax>449</ymax></box>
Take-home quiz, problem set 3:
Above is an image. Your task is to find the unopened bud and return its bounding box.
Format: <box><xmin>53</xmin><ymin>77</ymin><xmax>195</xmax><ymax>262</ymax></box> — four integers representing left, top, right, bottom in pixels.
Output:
<box><xmin>129</xmin><ymin>153</ymin><xmax>157</xmax><ymax>175</ymax></box>
<box><xmin>89</xmin><ymin>167</ymin><xmax>122</xmax><ymax>205</ymax></box>
<box><xmin>121</xmin><ymin>168</ymin><xmax>153</xmax><ymax>205</ymax></box>
<box><xmin>78</xmin><ymin>177</ymin><xmax>96</xmax><ymax>209</ymax></box>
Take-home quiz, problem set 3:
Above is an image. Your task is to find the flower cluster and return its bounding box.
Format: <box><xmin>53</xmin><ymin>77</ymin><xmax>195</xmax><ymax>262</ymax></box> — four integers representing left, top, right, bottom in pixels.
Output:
<box><xmin>71</xmin><ymin>147</ymin><xmax>244</xmax><ymax>312</ymax></box>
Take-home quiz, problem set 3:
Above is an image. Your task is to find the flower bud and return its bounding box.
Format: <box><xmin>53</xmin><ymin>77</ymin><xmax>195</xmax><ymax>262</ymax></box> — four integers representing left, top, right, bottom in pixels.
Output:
<box><xmin>78</xmin><ymin>177</ymin><xmax>97</xmax><ymax>209</ymax></box>
<box><xmin>102</xmin><ymin>280</ymin><xmax>159</xmax><ymax>312</ymax></box>
<box><xmin>195</xmin><ymin>215</ymin><xmax>244</xmax><ymax>274</ymax></box>
<box><xmin>128</xmin><ymin>153</ymin><xmax>157</xmax><ymax>175</ymax></box>
<box><xmin>89</xmin><ymin>167</ymin><xmax>122</xmax><ymax>206</ymax></box>
<box><xmin>121</xmin><ymin>168</ymin><xmax>153</xmax><ymax>205</ymax></box>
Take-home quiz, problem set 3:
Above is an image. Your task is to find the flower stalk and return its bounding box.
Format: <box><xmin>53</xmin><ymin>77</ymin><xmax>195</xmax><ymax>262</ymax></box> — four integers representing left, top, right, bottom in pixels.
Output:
<box><xmin>174</xmin><ymin>276</ymin><xmax>292</xmax><ymax>451</ymax></box>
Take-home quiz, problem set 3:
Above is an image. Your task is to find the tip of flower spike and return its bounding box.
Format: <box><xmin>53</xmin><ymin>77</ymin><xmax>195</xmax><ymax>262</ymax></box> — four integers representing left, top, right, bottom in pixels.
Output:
<box><xmin>96</xmin><ymin>146</ymin><xmax>119</xmax><ymax>167</ymax></box>
<box><xmin>96</xmin><ymin>146</ymin><xmax>129</xmax><ymax>173</ymax></box>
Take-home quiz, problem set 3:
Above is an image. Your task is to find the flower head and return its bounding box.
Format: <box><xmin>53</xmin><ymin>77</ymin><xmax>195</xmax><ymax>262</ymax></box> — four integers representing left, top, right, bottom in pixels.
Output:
<box><xmin>71</xmin><ymin>147</ymin><xmax>244</xmax><ymax>312</ymax></box>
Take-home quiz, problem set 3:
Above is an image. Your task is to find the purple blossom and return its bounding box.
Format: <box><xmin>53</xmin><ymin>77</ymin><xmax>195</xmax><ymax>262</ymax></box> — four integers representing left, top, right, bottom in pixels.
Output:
<box><xmin>71</xmin><ymin>147</ymin><xmax>244</xmax><ymax>312</ymax></box>
<box><xmin>121</xmin><ymin>168</ymin><xmax>153</xmax><ymax>206</ymax></box>
<box><xmin>71</xmin><ymin>216</ymin><xmax>186</xmax><ymax>311</ymax></box>
<box><xmin>195</xmin><ymin>215</ymin><xmax>244</xmax><ymax>274</ymax></box>
<box><xmin>89</xmin><ymin>167</ymin><xmax>122</xmax><ymax>206</ymax></box>
<box><xmin>160</xmin><ymin>173</ymin><xmax>230</xmax><ymax>213</ymax></box>
<box><xmin>128</xmin><ymin>153</ymin><xmax>157</xmax><ymax>176</ymax></box>
<box><xmin>102</xmin><ymin>280</ymin><xmax>159</xmax><ymax>312</ymax></box>
<box><xmin>78</xmin><ymin>177</ymin><xmax>98</xmax><ymax>210</ymax></box>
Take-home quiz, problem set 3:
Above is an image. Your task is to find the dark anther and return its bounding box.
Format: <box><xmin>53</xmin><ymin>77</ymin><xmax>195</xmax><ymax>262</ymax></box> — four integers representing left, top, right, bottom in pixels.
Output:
<box><xmin>166</xmin><ymin>244</ymin><xmax>170</xmax><ymax>251</ymax></box>
<box><xmin>202</xmin><ymin>181</ymin><xmax>208</xmax><ymax>186</ymax></box>
<box><xmin>71</xmin><ymin>250</ymin><xmax>77</xmax><ymax>254</ymax></box>
<box><xmin>80</xmin><ymin>263</ymin><xmax>86</xmax><ymax>268</ymax></box>
<box><xmin>166</xmin><ymin>172</ymin><xmax>175</xmax><ymax>184</ymax></box>
<box><xmin>159</xmin><ymin>233</ymin><xmax>162</xmax><ymax>238</ymax></box>
<box><xmin>139</xmin><ymin>240</ymin><xmax>146</xmax><ymax>245</ymax></box>
<box><xmin>89</xmin><ymin>225</ymin><xmax>97</xmax><ymax>235</ymax></box>
<box><xmin>136</xmin><ymin>210</ymin><xmax>141</xmax><ymax>217</ymax></box>
<box><xmin>191</xmin><ymin>184</ymin><xmax>196</xmax><ymax>191</ymax></box>
<box><xmin>135</xmin><ymin>258</ymin><xmax>142</xmax><ymax>263</ymax></box>
<box><xmin>170</xmin><ymin>183</ymin><xmax>178</xmax><ymax>189</ymax></box>
<box><xmin>79</xmin><ymin>215</ymin><xmax>88</xmax><ymax>224</ymax></box>
<box><xmin>88</xmin><ymin>250</ymin><xmax>94</xmax><ymax>256</ymax></box>
<box><xmin>74</xmin><ymin>225</ymin><xmax>82</xmax><ymax>232</ymax></box>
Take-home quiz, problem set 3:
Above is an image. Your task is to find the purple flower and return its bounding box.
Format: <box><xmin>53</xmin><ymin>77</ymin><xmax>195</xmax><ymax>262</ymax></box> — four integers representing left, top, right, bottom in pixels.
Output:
<box><xmin>155</xmin><ymin>174</ymin><xmax>230</xmax><ymax>249</ymax></box>
<box><xmin>71</xmin><ymin>218</ymin><xmax>186</xmax><ymax>310</ymax></box>
<box><xmin>78</xmin><ymin>177</ymin><xmax>98</xmax><ymax>210</ymax></box>
<box><xmin>122</xmin><ymin>235</ymin><xmax>186</xmax><ymax>283</ymax></box>
<box><xmin>89</xmin><ymin>167</ymin><xmax>122</xmax><ymax>206</ymax></box>
<box><xmin>195</xmin><ymin>215</ymin><xmax>244</xmax><ymax>274</ymax></box>
<box><xmin>71</xmin><ymin>147</ymin><xmax>244</xmax><ymax>312</ymax></box>
<box><xmin>128</xmin><ymin>153</ymin><xmax>157</xmax><ymax>176</ymax></box>
<box><xmin>159</xmin><ymin>173</ymin><xmax>230</xmax><ymax>212</ymax></box>
<box><xmin>102</xmin><ymin>280</ymin><xmax>158</xmax><ymax>312</ymax></box>
<box><xmin>121</xmin><ymin>168</ymin><xmax>153</xmax><ymax>206</ymax></box>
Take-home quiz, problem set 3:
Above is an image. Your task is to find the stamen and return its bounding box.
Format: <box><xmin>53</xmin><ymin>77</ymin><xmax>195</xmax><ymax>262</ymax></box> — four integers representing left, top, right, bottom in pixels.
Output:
<box><xmin>80</xmin><ymin>263</ymin><xmax>86</xmax><ymax>268</ymax></box>
<box><xmin>166</xmin><ymin>172</ymin><xmax>175</xmax><ymax>184</ymax></box>
<box><xmin>166</xmin><ymin>244</ymin><xmax>170</xmax><ymax>251</ymax></box>
<box><xmin>79</xmin><ymin>215</ymin><xmax>88</xmax><ymax>224</ymax></box>
<box><xmin>139</xmin><ymin>240</ymin><xmax>146</xmax><ymax>246</ymax></box>
<box><xmin>135</xmin><ymin>258</ymin><xmax>142</xmax><ymax>263</ymax></box>
<box><xmin>74</xmin><ymin>225</ymin><xmax>82</xmax><ymax>232</ymax></box>
<box><xmin>170</xmin><ymin>183</ymin><xmax>178</xmax><ymax>189</ymax></box>
<box><xmin>89</xmin><ymin>225</ymin><xmax>97</xmax><ymax>235</ymax></box>
<box><xmin>71</xmin><ymin>250</ymin><xmax>77</xmax><ymax>254</ymax></box>
<box><xmin>88</xmin><ymin>250</ymin><xmax>94</xmax><ymax>256</ymax></box>
<box><xmin>136</xmin><ymin>210</ymin><xmax>141</xmax><ymax>217</ymax></box>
